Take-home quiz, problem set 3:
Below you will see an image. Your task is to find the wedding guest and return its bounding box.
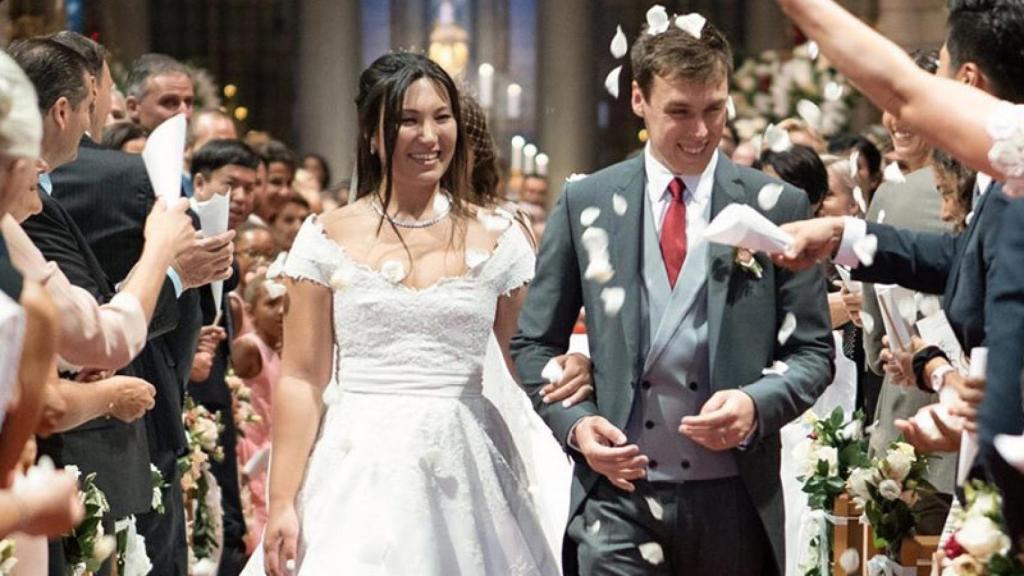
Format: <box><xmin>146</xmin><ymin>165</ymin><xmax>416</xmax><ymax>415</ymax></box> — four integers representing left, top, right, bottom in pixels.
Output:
<box><xmin>253</xmin><ymin>140</ymin><xmax>296</xmax><ymax>225</ymax></box>
<box><xmin>124</xmin><ymin>53</ymin><xmax>194</xmax><ymax>131</ymax></box>
<box><xmin>106</xmin><ymin>88</ymin><xmax>126</xmax><ymax>125</ymax></box>
<box><xmin>291</xmin><ymin>168</ymin><xmax>324</xmax><ymax>213</ymax></box>
<box><xmin>232</xmin><ymin>272</ymin><xmax>284</xmax><ymax>553</ymax></box>
<box><xmin>300</xmin><ymin>153</ymin><xmax>331</xmax><ymax>192</ymax></box>
<box><xmin>777</xmin><ymin>118</ymin><xmax>827</xmax><ymax>153</ymax></box>
<box><xmin>828</xmin><ymin>134</ymin><xmax>884</xmax><ymax>206</ymax></box>
<box><xmin>100</xmin><ymin>121</ymin><xmax>148</xmax><ymax>154</ymax></box>
<box><xmin>756</xmin><ymin>143</ymin><xmax>829</xmax><ymax>215</ymax></box>
<box><xmin>190</xmin><ymin>108</ymin><xmax>238</xmax><ymax>160</ymax></box>
<box><xmin>931</xmin><ymin>149</ymin><xmax>974</xmax><ymax>232</ymax></box>
<box><xmin>269</xmin><ymin>193</ymin><xmax>309</xmax><ymax>250</ymax></box>
<box><xmin>819</xmin><ymin>156</ymin><xmax>860</xmax><ymax>218</ymax></box>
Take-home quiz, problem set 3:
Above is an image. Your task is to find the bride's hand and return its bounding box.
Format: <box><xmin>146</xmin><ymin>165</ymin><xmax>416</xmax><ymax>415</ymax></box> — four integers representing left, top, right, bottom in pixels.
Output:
<box><xmin>541</xmin><ymin>353</ymin><xmax>594</xmax><ymax>408</ymax></box>
<box><xmin>264</xmin><ymin>502</ymin><xmax>300</xmax><ymax>575</ymax></box>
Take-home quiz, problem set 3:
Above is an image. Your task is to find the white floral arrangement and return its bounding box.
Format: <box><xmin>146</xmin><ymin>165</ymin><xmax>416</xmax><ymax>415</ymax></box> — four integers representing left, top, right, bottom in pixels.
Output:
<box><xmin>179</xmin><ymin>396</ymin><xmax>225</xmax><ymax>571</ymax></box>
<box><xmin>845</xmin><ymin>442</ymin><xmax>932</xmax><ymax>562</ymax></box>
<box><xmin>114</xmin><ymin>516</ymin><xmax>152</xmax><ymax>576</ymax></box>
<box><xmin>938</xmin><ymin>480</ymin><xmax>1023</xmax><ymax>575</ymax></box>
<box><xmin>730</xmin><ymin>42</ymin><xmax>859</xmax><ymax>141</ymax></box>
<box><xmin>62</xmin><ymin>465</ymin><xmax>116</xmax><ymax>576</ymax></box>
<box><xmin>985</xmin><ymin>101</ymin><xmax>1024</xmax><ymax>197</ymax></box>
<box><xmin>0</xmin><ymin>539</ymin><xmax>16</xmax><ymax>575</ymax></box>
<box><xmin>225</xmin><ymin>371</ymin><xmax>261</xmax><ymax>437</ymax></box>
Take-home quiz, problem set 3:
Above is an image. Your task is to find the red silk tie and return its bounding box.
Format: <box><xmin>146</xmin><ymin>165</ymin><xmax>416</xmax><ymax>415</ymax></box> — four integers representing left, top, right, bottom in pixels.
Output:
<box><xmin>660</xmin><ymin>177</ymin><xmax>688</xmax><ymax>288</ymax></box>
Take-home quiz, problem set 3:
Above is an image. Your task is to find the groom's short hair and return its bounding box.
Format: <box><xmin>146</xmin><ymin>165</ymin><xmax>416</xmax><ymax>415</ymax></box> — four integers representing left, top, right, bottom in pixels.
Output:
<box><xmin>947</xmin><ymin>0</ymin><xmax>1024</xmax><ymax>103</ymax></box>
<box><xmin>630</xmin><ymin>15</ymin><xmax>733</xmax><ymax>100</ymax></box>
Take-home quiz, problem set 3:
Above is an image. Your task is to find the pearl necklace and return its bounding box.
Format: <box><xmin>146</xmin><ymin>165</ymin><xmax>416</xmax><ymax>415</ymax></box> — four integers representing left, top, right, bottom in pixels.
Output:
<box><xmin>371</xmin><ymin>193</ymin><xmax>452</xmax><ymax>229</ymax></box>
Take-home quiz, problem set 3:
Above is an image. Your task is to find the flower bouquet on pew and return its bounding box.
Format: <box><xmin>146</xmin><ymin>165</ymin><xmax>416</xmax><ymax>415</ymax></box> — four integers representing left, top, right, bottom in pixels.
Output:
<box><xmin>937</xmin><ymin>480</ymin><xmax>1023</xmax><ymax>575</ymax></box>
<box><xmin>61</xmin><ymin>466</ymin><xmax>115</xmax><ymax>576</ymax></box>
<box><xmin>794</xmin><ymin>407</ymin><xmax>871</xmax><ymax>576</ymax></box>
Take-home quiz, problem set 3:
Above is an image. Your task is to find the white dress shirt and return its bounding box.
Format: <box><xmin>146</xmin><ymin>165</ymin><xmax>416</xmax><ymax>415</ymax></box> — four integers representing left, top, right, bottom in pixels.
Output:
<box><xmin>644</xmin><ymin>144</ymin><xmax>718</xmax><ymax>244</ymax></box>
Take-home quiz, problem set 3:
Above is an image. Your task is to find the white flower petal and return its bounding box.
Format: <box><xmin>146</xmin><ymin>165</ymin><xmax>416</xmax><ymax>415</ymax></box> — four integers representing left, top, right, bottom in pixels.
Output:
<box><xmin>541</xmin><ymin>358</ymin><xmax>564</xmax><ymax>386</ymax></box>
<box><xmin>330</xmin><ymin>267</ymin><xmax>356</xmax><ymax>291</ymax></box>
<box><xmin>796</xmin><ymin>99</ymin><xmax>822</xmax><ymax>129</ymax></box>
<box><xmin>761</xmin><ymin>360</ymin><xmax>790</xmax><ymax>377</ymax></box>
<box><xmin>757</xmin><ymin>183</ymin><xmax>785</xmax><ymax>211</ymax></box>
<box><xmin>763</xmin><ymin>123</ymin><xmax>793</xmax><ymax>153</ymax></box>
<box><xmin>380</xmin><ymin>260</ymin><xmax>407</xmax><ymax>284</ymax></box>
<box><xmin>613</xmin><ymin>193</ymin><xmax>628</xmax><ymax>216</ymax></box>
<box><xmin>585</xmin><ymin>257</ymin><xmax>616</xmax><ymax>284</ymax></box>
<box><xmin>566</xmin><ymin>173</ymin><xmax>589</xmax><ymax>183</ymax></box>
<box><xmin>645</xmin><ymin>5</ymin><xmax>670</xmax><ymax>35</ymax></box>
<box><xmin>917</xmin><ymin>294</ymin><xmax>942</xmax><ymax>318</ymax></box>
<box><xmin>726</xmin><ymin>95</ymin><xmax>737</xmax><ymax>120</ymax></box>
<box><xmin>897</xmin><ymin>293</ymin><xmax>918</xmax><ymax>325</ymax></box>
<box><xmin>883</xmin><ymin>162</ymin><xmax>906</xmax><ymax>183</ymax></box>
<box><xmin>580</xmin><ymin>207</ymin><xmax>602</xmax><ymax>227</ymax></box>
<box><xmin>266</xmin><ymin>251</ymin><xmax>288</xmax><ymax>279</ymax></box>
<box><xmin>581</xmin><ymin>227</ymin><xmax>610</xmax><ymax>255</ymax></box>
<box><xmin>849</xmin><ymin>150</ymin><xmax>860</xmax><ymax>179</ymax></box>
<box><xmin>839</xmin><ymin>548</ymin><xmax>860</xmax><ymax>574</ymax></box>
<box><xmin>604</xmin><ymin>65</ymin><xmax>623</xmax><ymax>99</ymax></box>
<box><xmin>824</xmin><ymin>81</ymin><xmax>844</xmax><ymax>102</ymax></box>
<box><xmin>674</xmin><ymin>13</ymin><xmax>706</xmax><ymax>39</ymax></box>
<box><xmin>853</xmin><ymin>234</ymin><xmax>878</xmax><ymax>267</ymax></box>
<box><xmin>645</xmin><ymin>496</ymin><xmax>664</xmax><ymax>520</ymax></box>
<box><xmin>587</xmin><ymin>519</ymin><xmax>602</xmax><ymax>534</ymax></box>
<box><xmin>806</xmin><ymin>41</ymin><xmax>820</xmax><ymax>60</ymax></box>
<box><xmin>853</xmin><ymin>186</ymin><xmax>867</xmax><ymax>214</ymax></box>
<box><xmin>285</xmin><ymin>559</ymin><xmax>297</xmax><ymax>572</ymax></box>
<box><xmin>601</xmin><ymin>287</ymin><xmax>626</xmax><ymax>317</ymax></box>
<box><xmin>610</xmin><ymin>25</ymin><xmax>629</xmax><ymax>59</ymax></box>
<box><xmin>860</xmin><ymin>311</ymin><xmax>875</xmax><ymax>334</ymax></box>
<box><xmin>638</xmin><ymin>542</ymin><xmax>665</xmax><ymax>565</ymax></box>
<box><xmin>877</xmin><ymin>209</ymin><xmax>886</xmax><ymax>224</ymax></box>
<box><xmin>466</xmin><ymin>249</ymin><xmax>491</xmax><ymax>270</ymax></box>
<box><xmin>263</xmin><ymin>280</ymin><xmax>287</xmax><ymax>300</ymax></box>
<box><xmin>777</xmin><ymin>312</ymin><xmax>797</xmax><ymax>346</ymax></box>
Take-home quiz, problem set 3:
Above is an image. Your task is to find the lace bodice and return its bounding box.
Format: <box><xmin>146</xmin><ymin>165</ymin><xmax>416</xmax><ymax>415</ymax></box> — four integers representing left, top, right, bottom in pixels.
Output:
<box><xmin>282</xmin><ymin>214</ymin><xmax>535</xmax><ymax>385</ymax></box>
<box><xmin>987</xmin><ymin>100</ymin><xmax>1024</xmax><ymax>196</ymax></box>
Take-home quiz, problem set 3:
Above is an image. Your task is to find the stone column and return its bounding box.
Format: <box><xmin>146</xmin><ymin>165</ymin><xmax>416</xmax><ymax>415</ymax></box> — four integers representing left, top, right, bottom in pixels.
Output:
<box><xmin>537</xmin><ymin>0</ymin><xmax>596</xmax><ymax>197</ymax></box>
<box><xmin>296</xmin><ymin>0</ymin><xmax>361</xmax><ymax>191</ymax></box>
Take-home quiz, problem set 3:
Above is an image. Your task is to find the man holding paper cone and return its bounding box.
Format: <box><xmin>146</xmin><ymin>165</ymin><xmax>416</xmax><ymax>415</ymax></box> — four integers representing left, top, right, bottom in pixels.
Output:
<box><xmin>512</xmin><ymin>14</ymin><xmax>833</xmax><ymax>575</ymax></box>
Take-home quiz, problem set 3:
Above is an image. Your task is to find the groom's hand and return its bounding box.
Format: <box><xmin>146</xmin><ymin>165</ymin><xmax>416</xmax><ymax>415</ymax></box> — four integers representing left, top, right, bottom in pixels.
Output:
<box><xmin>679</xmin><ymin>390</ymin><xmax>757</xmax><ymax>451</ymax></box>
<box><xmin>573</xmin><ymin>416</ymin><xmax>648</xmax><ymax>492</ymax></box>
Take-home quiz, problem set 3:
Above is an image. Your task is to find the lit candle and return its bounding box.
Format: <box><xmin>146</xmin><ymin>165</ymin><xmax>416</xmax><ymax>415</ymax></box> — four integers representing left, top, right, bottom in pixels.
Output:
<box><xmin>510</xmin><ymin>135</ymin><xmax>525</xmax><ymax>174</ymax></box>
<box><xmin>535</xmin><ymin>153</ymin><xmax>549</xmax><ymax>177</ymax></box>
<box><xmin>507</xmin><ymin>83</ymin><xmax>522</xmax><ymax>120</ymax></box>
<box><xmin>523</xmin><ymin>144</ymin><xmax>538</xmax><ymax>175</ymax></box>
<box><xmin>478</xmin><ymin>63</ymin><xmax>494</xmax><ymax>109</ymax></box>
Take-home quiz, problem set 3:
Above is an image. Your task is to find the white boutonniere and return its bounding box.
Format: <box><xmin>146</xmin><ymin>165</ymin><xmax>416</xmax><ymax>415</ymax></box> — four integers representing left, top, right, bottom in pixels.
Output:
<box><xmin>733</xmin><ymin>248</ymin><xmax>763</xmax><ymax>279</ymax></box>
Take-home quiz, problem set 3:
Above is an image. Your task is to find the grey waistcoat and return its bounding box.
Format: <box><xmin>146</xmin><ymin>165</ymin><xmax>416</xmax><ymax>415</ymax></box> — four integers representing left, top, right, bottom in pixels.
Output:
<box><xmin>625</xmin><ymin>193</ymin><xmax>739</xmax><ymax>482</ymax></box>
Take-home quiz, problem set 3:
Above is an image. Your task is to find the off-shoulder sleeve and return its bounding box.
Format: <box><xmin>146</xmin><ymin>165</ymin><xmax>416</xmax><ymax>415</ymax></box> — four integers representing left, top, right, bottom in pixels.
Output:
<box><xmin>2</xmin><ymin>215</ymin><xmax>146</xmax><ymax>371</ymax></box>
<box><xmin>486</xmin><ymin>220</ymin><xmax>537</xmax><ymax>297</ymax></box>
<box><xmin>987</xmin><ymin>100</ymin><xmax>1024</xmax><ymax>196</ymax></box>
<box><xmin>282</xmin><ymin>216</ymin><xmax>338</xmax><ymax>287</ymax></box>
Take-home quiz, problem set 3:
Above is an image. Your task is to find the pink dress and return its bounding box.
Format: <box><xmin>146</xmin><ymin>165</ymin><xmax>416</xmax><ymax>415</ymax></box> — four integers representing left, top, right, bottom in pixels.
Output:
<box><xmin>235</xmin><ymin>331</ymin><xmax>279</xmax><ymax>547</ymax></box>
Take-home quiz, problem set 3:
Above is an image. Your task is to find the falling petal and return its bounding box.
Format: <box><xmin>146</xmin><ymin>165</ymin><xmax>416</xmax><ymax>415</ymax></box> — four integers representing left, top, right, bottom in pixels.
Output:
<box><xmin>638</xmin><ymin>542</ymin><xmax>665</xmax><ymax>565</ymax></box>
<box><xmin>796</xmin><ymin>99</ymin><xmax>822</xmax><ymax>129</ymax></box>
<box><xmin>763</xmin><ymin>123</ymin><xmax>793</xmax><ymax>153</ymax></box>
<box><xmin>807</xmin><ymin>41</ymin><xmax>820</xmax><ymax>60</ymax></box>
<box><xmin>466</xmin><ymin>249</ymin><xmax>491</xmax><ymax>270</ymax></box>
<box><xmin>587</xmin><ymin>519</ymin><xmax>602</xmax><ymax>534</ymax></box>
<box><xmin>849</xmin><ymin>150</ymin><xmax>860</xmax><ymax>179</ymax></box>
<box><xmin>580</xmin><ymin>207</ymin><xmax>602</xmax><ymax>227</ymax></box>
<box><xmin>726</xmin><ymin>95</ymin><xmax>737</xmax><ymax>120</ymax></box>
<box><xmin>883</xmin><ymin>162</ymin><xmax>906</xmax><ymax>183</ymax></box>
<box><xmin>601</xmin><ymin>287</ymin><xmax>626</xmax><ymax>317</ymax></box>
<box><xmin>877</xmin><ymin>209</ymin><xmax>886</xmax><ymax>224</ymax></box>
<box><xmin>674</xmin><ymin>13</ymin><xmax>706</xmax><ymax>39</ymax></box>
<box><xmin>777</xmin><ymin>312</ymin><xmax>797</xmax><ymax>346</ymax></box>
<box><xmin>610</xmin><ymin>25</ymin><xmax>628</xmax><ymax>59</ymax></box>
<box><xmin>566</xmin><ymin>173</ymin><xmax>589</xmax><ymax>183</ymax></box>
<box><xmin>824</xmin><ymin>81</ymin><xmax>844</xmax><ymax>102</ymax></box>
<box><xmin>380</xmin><ymin>260</ymin><xmax>407</xmax><ymax>284</ymax></box>
<box><xmin>585</xmin><ymin>257</ymin><xmax>616</xmax><ymax>284</ymax></box>
<box><xmin>645</xmin><ymin>5</ymin><xmax>670</xmax><ymax>35</ymax></box>
<box><xmin>761</xmin><ymin>360</ymin><xmax>790</xmax><ymax>376</ymax></box>
<box><xmin>263</xmin><ymin>280</ymin><xmax>287</xmax><ymax>300</ymax></box>
<box><xmin>839</xmin><ymin>549</ymin><xmax>860</xmax><ymax>574</ymax></box>
<box><xmin>852</xmin><ymin>186</ymin><xmax>866</xmax><ymax>214</ymax></box>
<box><xmin>757</xmin><ymin>183</ymin><xmax>785</xmax><ymax>211</ymax></box>
<box><xmin>433</xmin><ymin>193</ymin><xmax>450</xmax><ymax>213</ymax></box>
<box><xmin>897</xmin><ymin>293</ymin><xmax>918</xmax><ymax>325</ymax></box>
<box><xmin>266</xmin><ymin>251</ymin><xmax>288</xmax><ymax>279</ymax></box>
<box><xmin>917</xmin><ymin>294</ymin><xmax>942</xmax><ymax>318</ymax></box>
<box><xmin>541</xmin><ymin>358</ymin><xmax>564</xmax><ymax>385</ymax></box>
<box><xmin>645</xmin><ymin>496</ymin><xmax>664</xmax><ymax>520</ymax></box>
<box><xmin>853</xmin><ymin>234</ymin><xmax>878</xmax><ymax>267</ymax></box>
<box><xmin>285</xmin><ymin>559</ymin><xmax>297</xmax><ymax>572</ymax></box>
<box><xmin>581</xmin><ymin>227</ymin><xmax>610</xmax><ymax>255</ymax></box>
<box><xmin>605</xmin><ymin>65</ymin><xmax>623</xmax><ymax>99</ymax></box>
<box><xmin>613</xmin><ymin>193</ymin><xmax>629</xmax><ymax>216</ymax></box>
<box><xmin>860</xmin><ymin>311</ymin><xmax>875</xmax><ymax>334</ymax></box>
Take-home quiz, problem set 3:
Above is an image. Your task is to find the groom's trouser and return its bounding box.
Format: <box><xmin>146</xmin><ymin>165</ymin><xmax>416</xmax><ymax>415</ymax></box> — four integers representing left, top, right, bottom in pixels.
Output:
<box><xmin>568</xmin><ymin>476</ymin><xmax>773</xmax><ymax>576</ymax></box>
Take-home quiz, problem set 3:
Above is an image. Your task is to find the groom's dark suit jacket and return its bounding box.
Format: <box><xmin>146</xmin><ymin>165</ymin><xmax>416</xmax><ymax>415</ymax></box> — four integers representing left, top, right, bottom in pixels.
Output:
<box><xmin>512</xmin><ymin>154</ymin><xmax>834</xmax><ymax>574</ymax></box>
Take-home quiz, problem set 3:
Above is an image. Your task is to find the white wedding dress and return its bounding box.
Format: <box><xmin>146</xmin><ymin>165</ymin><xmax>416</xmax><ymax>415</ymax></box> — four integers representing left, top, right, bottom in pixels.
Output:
<box><xmin>243</xmin><ymin>216</ymin><xmax>561</xmax><ymax>575</ymax></box>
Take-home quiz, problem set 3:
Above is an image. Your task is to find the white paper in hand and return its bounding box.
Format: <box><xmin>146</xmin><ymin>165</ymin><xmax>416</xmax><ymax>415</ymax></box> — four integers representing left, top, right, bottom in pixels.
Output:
<box><xmin>142</xmin><ymin>114</ymin><xmax>187</xmax><ymax>204</ymax></box>
<box><xmin>191</xmin><ymin>192</ymin><xmax>231</xmax><ymax>315</ymax></box>
<box><xmin>875</xmin><ymin>285</ymin><xmax>915</xmax><ymax>352</ymax></box>
<box><xmin>703</xmin><ymin>204</ymin><xmax>794</xmax><ymax>254</ymax></box>
<box><xmin>0</xmin><ymin>292</ymin><xmax>25</xmax><ymax>430</ymax></box>
<box><xmin>243</xmin><ymin>445</ymin><xmax>271</xmax><ymax>477</ymax></box>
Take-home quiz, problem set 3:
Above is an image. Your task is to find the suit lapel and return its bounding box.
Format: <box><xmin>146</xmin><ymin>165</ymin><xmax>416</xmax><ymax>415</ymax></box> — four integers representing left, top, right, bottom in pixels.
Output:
<box><xmin>707</xmin><ymin>157</ymin><xmax>747</xmax><ymax>379</ymax></box>
<box><xmin>946</xmin><ymin>181</ymin><xmax>996</xmax><ymax>301</ymax></box>
<box><xmin>610</xmin><ymin>156</ymin><xmax>645</xmax><ymax>382</ymax></box>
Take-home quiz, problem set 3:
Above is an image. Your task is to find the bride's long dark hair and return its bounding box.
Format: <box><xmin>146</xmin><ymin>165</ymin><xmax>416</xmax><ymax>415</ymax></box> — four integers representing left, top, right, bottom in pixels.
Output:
<box><xmin>354</xmin><ymin>52</ymin><xmax>472</xmax><ymax>220</ymax></box>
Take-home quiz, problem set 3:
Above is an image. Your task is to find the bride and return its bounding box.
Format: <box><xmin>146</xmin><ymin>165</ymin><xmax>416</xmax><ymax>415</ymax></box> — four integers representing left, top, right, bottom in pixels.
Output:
<box><xmin>249</xmin><ymin>52</ymin><xmax>579</xmax><ymax>575</ymax></box>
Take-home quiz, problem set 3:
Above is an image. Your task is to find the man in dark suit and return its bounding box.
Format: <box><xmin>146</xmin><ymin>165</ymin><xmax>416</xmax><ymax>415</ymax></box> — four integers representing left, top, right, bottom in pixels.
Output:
<box><xmin>46</xmin><ymin>36</ymin><xmax>234</xmax><ymax>575</ymax></box>
<box><xmin>512</xmin><ymin>20</ymin><xmax>834</xmax><ymax>575</ymax></box>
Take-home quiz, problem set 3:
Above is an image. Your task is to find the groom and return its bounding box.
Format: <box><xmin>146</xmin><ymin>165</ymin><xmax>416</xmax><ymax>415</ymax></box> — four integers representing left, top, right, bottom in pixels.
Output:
<box><xmin>512</xmin><ymin>17</ymin><xmax>833</xmax><ymax>576</ymax></box>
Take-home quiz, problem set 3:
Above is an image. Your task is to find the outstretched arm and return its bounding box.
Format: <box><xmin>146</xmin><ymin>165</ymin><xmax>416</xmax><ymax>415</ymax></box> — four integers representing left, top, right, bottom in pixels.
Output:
<box><xmin>775</xmin><ymin>0</ymin><xmax>1004</xmax><ymax>177</ymax></box>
